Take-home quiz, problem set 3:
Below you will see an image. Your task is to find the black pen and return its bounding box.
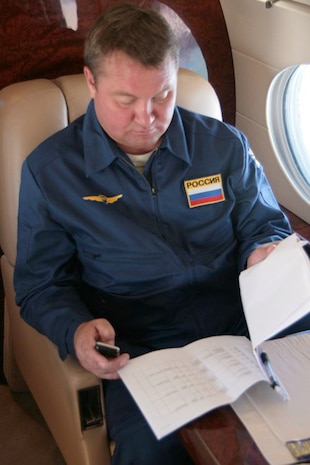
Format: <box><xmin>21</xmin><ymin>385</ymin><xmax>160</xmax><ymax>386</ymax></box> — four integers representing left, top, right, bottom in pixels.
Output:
<box><xmin>260</xmin><ymin>350</ymin><xmax>290</xmax><ymax>401</ymax></box>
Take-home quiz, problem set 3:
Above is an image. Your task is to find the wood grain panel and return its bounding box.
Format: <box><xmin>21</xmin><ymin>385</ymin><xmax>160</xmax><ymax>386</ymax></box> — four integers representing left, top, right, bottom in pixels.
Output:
<box><xmin>0</xmin><ymin>0</ymin><xmax>235</xmax><ymax>123</ymax></box>
<box><xmin>179</xmin><ymin>406</ymin><xmax>269</xmax><ymax>465</ymax></box>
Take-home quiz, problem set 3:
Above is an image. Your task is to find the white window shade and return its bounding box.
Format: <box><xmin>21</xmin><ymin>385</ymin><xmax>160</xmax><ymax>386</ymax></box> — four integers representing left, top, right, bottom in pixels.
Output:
<box><xmin>256</xmin><ymin>0</ymin><xmax>310</xmax><ymax>7</ymax></box>
<box><xmin>291</xmin><ymin>0</ymin><xmax>310</xmax><ymax>5</ymax></box>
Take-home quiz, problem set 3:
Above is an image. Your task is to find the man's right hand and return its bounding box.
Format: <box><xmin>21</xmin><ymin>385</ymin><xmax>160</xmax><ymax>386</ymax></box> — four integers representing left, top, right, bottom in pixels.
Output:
<box><xmin>74</xmin><ymin>318</ymin><xmax>130</xmax><ymax>379</ymax></box>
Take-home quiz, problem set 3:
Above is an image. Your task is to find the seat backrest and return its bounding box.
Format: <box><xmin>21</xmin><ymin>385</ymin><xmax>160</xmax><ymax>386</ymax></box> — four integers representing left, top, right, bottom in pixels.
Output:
<box><xmin>0</xmin><ymin>68</ymin><xmax>222</xmax><ymax>266</ymax></box>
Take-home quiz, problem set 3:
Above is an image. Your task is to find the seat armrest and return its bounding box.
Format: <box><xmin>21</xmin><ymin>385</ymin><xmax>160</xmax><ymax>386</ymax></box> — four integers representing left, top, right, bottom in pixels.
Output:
<box><xmin>1</xmin><ymin>255</ymin><xmax>111</xmax><ymax>465</ymax></box>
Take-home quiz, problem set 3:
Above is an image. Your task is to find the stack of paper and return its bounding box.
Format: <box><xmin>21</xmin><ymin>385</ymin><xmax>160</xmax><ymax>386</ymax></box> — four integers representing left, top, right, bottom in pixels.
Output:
<box><xmin>232</xmin><ymin>332</ymin><xmax>310</xmax><ymax>465</ymax></box>
<box><xmin>118</xmin><ymin>234</ymin><xmax>310</xmax><ymax>455</ymax></box>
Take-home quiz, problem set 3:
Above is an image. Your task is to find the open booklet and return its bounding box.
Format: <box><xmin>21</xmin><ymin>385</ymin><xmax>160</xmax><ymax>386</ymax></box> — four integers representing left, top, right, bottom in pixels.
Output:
<box><xmin>118</xmin><ymin>233</ymin><xmax>310</xmax><ymax>439</ymax></box>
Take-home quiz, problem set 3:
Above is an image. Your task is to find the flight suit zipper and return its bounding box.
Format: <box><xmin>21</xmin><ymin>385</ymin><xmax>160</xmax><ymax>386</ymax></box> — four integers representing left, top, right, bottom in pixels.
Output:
<box><xmin>120</xmin><ymin>154</ymin><xmax>165</xmax><ymax>238</ymax></box>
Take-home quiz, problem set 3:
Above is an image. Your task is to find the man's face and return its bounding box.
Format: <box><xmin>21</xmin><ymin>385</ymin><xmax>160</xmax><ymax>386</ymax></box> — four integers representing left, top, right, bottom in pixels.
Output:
<box><xmin>84</xmin><ymin>51</ymin><xmax>178</xmax><ymax>155</ymax></box>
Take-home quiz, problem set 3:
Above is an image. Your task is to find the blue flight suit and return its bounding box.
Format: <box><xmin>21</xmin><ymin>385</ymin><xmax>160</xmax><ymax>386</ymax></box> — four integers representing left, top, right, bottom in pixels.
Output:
<box><xmin>14</xmin><ymin>101</ymin><xmax>291</xmax><ymax>464</ymax></box>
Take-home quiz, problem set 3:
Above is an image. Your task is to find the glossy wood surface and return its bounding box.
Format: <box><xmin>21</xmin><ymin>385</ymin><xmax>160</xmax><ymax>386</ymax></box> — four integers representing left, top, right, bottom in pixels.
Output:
<box><xmin>282</xmin><ymin>207</ymin><xmax>310</xmax><ymax>241</ymax></box>
<box><xmin>0</xmin><ymin>0</ymin><xmax>235</xmax><ymax>123</ymax></box>
<box><xmin>179</xmin><ymin>406</ymin><xmax>269</xmax><ymax>465</ymax></box>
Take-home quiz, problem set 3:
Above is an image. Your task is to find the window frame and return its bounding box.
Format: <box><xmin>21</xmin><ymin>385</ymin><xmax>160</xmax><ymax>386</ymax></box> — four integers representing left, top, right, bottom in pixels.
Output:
<box><xmin>266</xmin><ymin>64</ymin><xmax>310</xmax><ymax>203</ymax></box>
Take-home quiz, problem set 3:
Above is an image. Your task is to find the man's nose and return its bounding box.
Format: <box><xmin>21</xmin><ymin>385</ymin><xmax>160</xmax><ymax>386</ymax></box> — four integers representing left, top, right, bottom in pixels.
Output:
<box><xmin>135</xmin><ymin>101</ymin><xmax>155</xmax><ymax>127</ymax></box>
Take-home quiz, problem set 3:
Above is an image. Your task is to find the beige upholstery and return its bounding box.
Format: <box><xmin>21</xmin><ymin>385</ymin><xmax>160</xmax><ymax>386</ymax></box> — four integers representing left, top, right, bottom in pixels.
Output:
<box><xmin>0</xmin><ymin>68</ymin><xmax>222</xmax><ymax>465</ymax></box>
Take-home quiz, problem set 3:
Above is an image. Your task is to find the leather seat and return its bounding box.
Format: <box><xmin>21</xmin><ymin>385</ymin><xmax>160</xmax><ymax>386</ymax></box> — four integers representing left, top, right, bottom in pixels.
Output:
<box><xmin>0</xmin><ymin>68</ymin><xmax>222</xmax><ymax>465</ymax></box>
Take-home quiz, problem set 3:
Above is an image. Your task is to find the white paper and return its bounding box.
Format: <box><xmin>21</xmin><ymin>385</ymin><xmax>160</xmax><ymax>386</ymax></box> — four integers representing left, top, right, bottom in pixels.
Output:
<box><xmin>119</xmin><ymin>335</ymin><xmax>268</xmax><ymax>439</ymax></box>
<box><xmin>232</xmin><ymin>332</ymin><xmax>310</xmax><ymax>465</ymax></box>
<box><xmin>239</xmin><ymin>233</ymin><xmax>310</xmax><ymax>349</ymax></box>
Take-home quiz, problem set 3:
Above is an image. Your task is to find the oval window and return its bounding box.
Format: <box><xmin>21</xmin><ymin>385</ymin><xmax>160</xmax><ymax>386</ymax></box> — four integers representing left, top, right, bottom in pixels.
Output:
<box><xmin>266</xmin><ymin>64</ymin><xmax>310</xmax><ymax>202</ymax></box>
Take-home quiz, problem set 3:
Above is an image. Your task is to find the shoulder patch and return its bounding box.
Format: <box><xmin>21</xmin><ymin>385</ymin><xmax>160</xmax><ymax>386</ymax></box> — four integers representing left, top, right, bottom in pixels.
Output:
<box><xmin>184</xmin><ymin>174</ymin><xmax>225</xmax><ymax>208</ymax></box>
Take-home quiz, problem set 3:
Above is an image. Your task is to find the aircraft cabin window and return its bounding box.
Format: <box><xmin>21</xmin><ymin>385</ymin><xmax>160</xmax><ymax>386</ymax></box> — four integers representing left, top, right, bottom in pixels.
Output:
<box><xmin>266</xmin><ymin>64</ymin><xmax>310</xmax><ymax>202</ymax></box>
<box><xmin>152</xmin><ymin>2</ymin><xmax>208</xmax><ymax>79</ymax></box>
<box><xmin>60</xmin><ymin>0</ymin><xmax>208</xmax><ymax>79</ymax></box>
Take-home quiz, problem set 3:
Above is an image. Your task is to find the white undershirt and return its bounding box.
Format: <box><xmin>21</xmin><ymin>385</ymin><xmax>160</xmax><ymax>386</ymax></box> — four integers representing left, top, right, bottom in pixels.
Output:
<box><xmin>127</xmin><ymin>151</ymin><xmax>153</xmax><ymax>174</ymax></box>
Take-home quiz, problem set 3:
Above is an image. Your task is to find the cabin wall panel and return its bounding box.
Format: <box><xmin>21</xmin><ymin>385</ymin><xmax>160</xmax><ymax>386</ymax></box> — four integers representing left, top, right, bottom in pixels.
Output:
<box><xmin>220</xmin><ymin>0</ymin><xmax>310</xmax><ymax>223</ymax></box>
<box><xmin>232</xmin><ymin>51</ymin><xmax>276</xmax><ymax>128</ymax></box>
<box><xmin>236</xmin><ymin>116</ymin><xmax>285</xmax><ymax>198</ymax></box>
<box><xmin>236</xmin><ymin>114</ymin><xmax>308</xmax><ymax>222</ymax></box>
<box><xmin>220</xmin><ymin>0</ymin><xmax>310</xmax><ymax>70</ymax></box>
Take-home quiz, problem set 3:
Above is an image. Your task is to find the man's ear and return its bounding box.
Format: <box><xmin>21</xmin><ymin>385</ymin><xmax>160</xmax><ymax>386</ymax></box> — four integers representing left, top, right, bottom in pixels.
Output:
<box><xmin>84</xmin><ymin>66</ymin><xmax>96</xmax><ymax>98</ymax></box>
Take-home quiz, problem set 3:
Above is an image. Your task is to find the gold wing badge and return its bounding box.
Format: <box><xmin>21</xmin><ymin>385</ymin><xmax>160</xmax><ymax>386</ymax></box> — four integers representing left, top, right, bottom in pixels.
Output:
<box><xmin>83</xmin><ymin>194</ymin><xmax>123</xmax><ymax>204</ymax></box>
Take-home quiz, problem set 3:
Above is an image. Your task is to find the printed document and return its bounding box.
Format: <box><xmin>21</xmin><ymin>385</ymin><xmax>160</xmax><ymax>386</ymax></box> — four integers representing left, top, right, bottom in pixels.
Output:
<box><xmin>119</xmin><ymin>335</ymin><xmax>270</xmax><ymax>439</ymax></box>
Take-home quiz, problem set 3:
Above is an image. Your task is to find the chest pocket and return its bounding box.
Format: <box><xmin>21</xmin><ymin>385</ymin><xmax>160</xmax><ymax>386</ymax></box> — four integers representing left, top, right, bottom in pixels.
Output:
<box><xmin>80</xmin><ymin>246</ymin><xmax>181</xmax><ymax>296</ymax></box>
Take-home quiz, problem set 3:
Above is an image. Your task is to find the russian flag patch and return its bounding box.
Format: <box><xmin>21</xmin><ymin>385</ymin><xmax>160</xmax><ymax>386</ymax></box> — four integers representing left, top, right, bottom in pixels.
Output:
<box><xmin>184</xmin><ymin>174</ymin><xmax>225</xmax><ymax>208</ymax></box>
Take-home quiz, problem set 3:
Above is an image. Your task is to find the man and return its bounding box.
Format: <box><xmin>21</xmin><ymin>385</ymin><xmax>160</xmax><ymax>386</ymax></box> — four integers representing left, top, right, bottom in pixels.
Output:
<box><xmin>14</xmin><ymin>3</ymin><xmax>292</xmax><ymax>464</ymax></box>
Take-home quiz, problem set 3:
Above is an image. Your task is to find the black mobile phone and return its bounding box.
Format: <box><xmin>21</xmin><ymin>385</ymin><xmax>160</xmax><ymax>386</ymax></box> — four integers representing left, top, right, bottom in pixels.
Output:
<box><xmin>95</xmin><ymin>341</ymin><xmax>120</xmax><ymax>358</ymax></box>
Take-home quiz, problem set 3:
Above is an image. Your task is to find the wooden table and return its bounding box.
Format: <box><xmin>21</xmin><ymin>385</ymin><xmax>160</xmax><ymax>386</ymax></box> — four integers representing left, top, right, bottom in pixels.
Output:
<box><xmin>179</xmin><ymin>405</ymin><xmax>269</xmax><ymax>465</ymax></box>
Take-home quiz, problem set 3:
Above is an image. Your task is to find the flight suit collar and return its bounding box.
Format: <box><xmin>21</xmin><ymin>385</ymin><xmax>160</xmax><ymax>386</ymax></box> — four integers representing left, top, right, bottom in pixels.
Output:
<box><xmin>160</xmin><ymin>107</ymin><xmax>192</xmax><ymax>166</ymax></box>
<box><xmin>83</xmin><ymin>101</ymin><xmax>121</xmax><ymax>176</ymax></box>
<box><xmin>82</xmin><ymin>101</ymin><xmax>192</xmax><ymax>176</ymax></box>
